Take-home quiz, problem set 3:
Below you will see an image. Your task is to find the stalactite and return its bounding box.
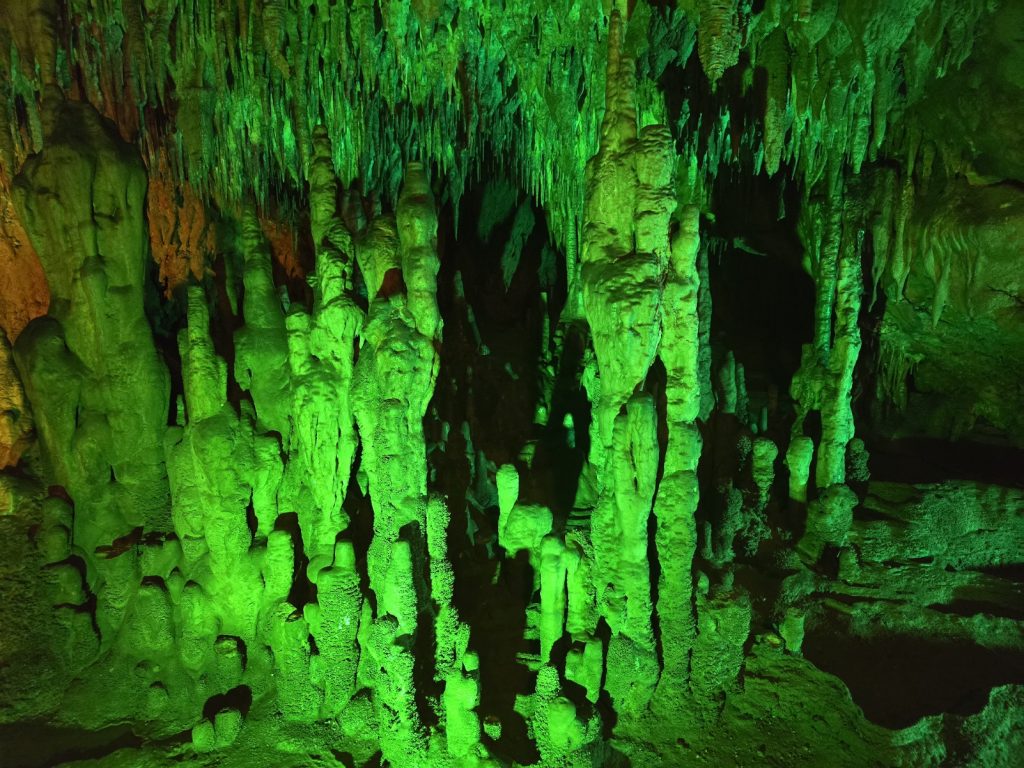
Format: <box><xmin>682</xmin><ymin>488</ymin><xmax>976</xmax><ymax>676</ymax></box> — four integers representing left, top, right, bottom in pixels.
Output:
<box><xmin>760</xmin><ymin>28</ymin><xmax>789</xmax><ymax>176</ymax></box>
<box><xmin>697</xmin><ymin>0</ymin><xmax>741</xmax><ymax>84</ymax></box>
<box><xmin>581</xmin><ymin>10</ymin><xmax>669</xmax><ymax>447</ymax></box>
<box><xmin>260</xmin><ymin>0</ymin><xmax>292</xmax><ymax>78</ymax></box>
<box><xmin>146</xmin><ymin>153</ymin><xmax>214</xmax><ymax>295</ymax></box>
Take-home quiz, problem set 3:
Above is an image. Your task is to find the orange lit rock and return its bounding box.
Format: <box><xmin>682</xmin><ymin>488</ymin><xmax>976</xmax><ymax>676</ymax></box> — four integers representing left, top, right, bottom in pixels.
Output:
<box><xmin>0</xmin><ymin>194</ymin><xmax>49</xmax><ymax>342</ymax></box>
<box><xmin>146</xmin><ymin>154</ymin><xmax>214</xmax><ymax>296</ymax></box>
<box><xmin>0</xmin><ymin>332</ymin><xmax>33</xmax><ymax>468</ymax></box>
<box><xmin>261</xmin><ymin>216</ymin><xmax>305</xmax><ymax>281</ymax></box>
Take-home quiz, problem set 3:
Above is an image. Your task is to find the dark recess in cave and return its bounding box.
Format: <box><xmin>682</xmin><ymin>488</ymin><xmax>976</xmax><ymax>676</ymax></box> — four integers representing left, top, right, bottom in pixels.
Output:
<box><xmin>341</xmin><ymin>447</ymin><xmax>378</xmax><ymax>616</ymax></box>
<box><xmin>705</xmin><ymin>241</ymin><xmax>813</xmax><ymax>399</ymax></box>
<box><xmin>424</xmin><ymin>177</ymin><xmax>575</xmax><ymax>765</ymax></box>
<box><xmin>865</xmin><ymin>436</ymin><xmax>1024</xmax><ymax>489</ymax></box>
<box><xmin>0</xmin><ymin>722</ymin><xmax>144</xmax><ymax>768</ymax></box>
<box><xmin>804</xmin><ymin>614</ymin><xmax>1024</xmax><ymax>729</ymax></box>
<box><xmin>274</xmin><ymin>512</ymin><xmax>317</xmax><ymax>610</ymax></box>
<box><xmin>704</xmin><ymin>153</ymin><xmax>812</xmax><ymax>406</ymax></box>
<box><xmin>201</xmin><ymin>684</ymin><xmax>252</xmax><ymax>722</ymax></box>
<box><xmin>434</xmin><ymin>179</ymin><xmax>552</xmax><ymax>468</ymax></box>
<box><xmin>142</xmin><ymin>254</ymin><xmax>187</xmax><ymax>427</ymax></box>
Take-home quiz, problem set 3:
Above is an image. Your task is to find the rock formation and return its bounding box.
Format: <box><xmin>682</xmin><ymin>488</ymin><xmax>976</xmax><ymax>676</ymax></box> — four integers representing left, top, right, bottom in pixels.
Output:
<box><xmin>0</xmin><ymin>1</ymin><xmax>1022</xmax><ymax>767</ymax></box>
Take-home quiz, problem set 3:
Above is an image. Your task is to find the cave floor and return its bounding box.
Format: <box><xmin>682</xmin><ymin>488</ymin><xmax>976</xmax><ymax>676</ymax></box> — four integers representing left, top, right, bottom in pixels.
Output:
<box><xmin>29</xmin><ymin>641</ymin><xmax>1019</xmax><ymax>768</ymax></box>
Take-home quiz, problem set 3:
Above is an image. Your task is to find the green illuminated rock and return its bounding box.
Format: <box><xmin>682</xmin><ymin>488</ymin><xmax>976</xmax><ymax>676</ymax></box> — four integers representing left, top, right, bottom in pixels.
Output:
<box><xmin>0</xmin><ymin>1</ymin><xmax>1022</xmax><ymax>767</ymax></box>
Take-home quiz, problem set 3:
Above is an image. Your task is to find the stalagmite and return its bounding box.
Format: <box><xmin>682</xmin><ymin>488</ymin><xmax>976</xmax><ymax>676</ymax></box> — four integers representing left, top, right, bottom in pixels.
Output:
<box><xmin>786</xmin><ymin>434</ymin><xmax>815</xmax><ymax>504</ymax></box>
<box><xmin>12</xmin><ymin>103</ymin><xmax>169</xmax><ymax>661</ymax></box>
<box><xmin>752</xmin><ymin>437</ymin><xmax>779</xmax><ymax>509</ymax></box>
<box><xmin>815</xmin><ymin>232</ymin><xmax>863</xmax><ymax>491</ymax></box>
<box><xmin>285</xmin><ymin>127</ymin><xmax>363</xmax><ymax>567</ymax></box>
<box><xmin>652</xmin><ymin>204</ymin><xmax>703</xmax><ymax>710</ymax></box>
<box><xmin>790</xmin><ymin>187</ymin><xmax>865</xmax><ymax>560</ymax></box>
<box><xmin>351</xmin><ymin>161</ymin><xmax>463</xmax><ymax>766</ymax></box>
<box><xmin>235</xmin><ymin>209</ymin><xmax>292</xmax><ymax>436</ymax></box>
<box><xmin>689</xmin><ymin>575</ymin><xmax>752</xmax><ymax>723</ymax></box>
<box><xmin>538</xmin><ymin>535</ymin><xmax>568</xmax><ymax>664</ymax></box>
<box><xmin>579</xmin><ymin>9</ymin><xmax>679</xmax><ymax>716</ymax></box>
<box><xmin>595</xmin><ymin>394</ymin><xmax>661</xmax><ymax>712</ymax></box>
<box><xmin>305</xmin><ymin>541</ymin><xmax>363</xmax><ymax>717</ymax></box>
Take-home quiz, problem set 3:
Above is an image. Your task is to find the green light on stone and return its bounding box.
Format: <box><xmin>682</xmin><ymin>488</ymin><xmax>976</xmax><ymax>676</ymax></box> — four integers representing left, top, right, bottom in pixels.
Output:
<box><xmin>0</xmin><ymin>1</ymin><xmax>1022</xmax><ymax>766</ymax></box>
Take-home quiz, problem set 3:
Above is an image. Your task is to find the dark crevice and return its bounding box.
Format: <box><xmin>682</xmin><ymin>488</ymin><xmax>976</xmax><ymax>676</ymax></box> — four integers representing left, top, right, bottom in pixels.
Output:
<box><xmin>803</xmin><ymin>613</ymin><xmax>1024</xmax><ymax>728</ymax></box>
<box><xmin>208</xmin><ymin>255</ymin><xmax>248</xmax><ymax>415</ymax></box>
<box><xmin>142</xmin><ymin>256</ymin><xmax>187</xmax><ymax>426</ymax></box>
<box><xmin>0</xmin><ymin>722</ymin><xmax>193</xmax><ymax>768</ymax></box>
<box><xmin>342</xmin><ymin>449</ymin><xmax>377</xmax><ymax>616</ymax></box>
<box><xmin>426</xmin><ymin>172</ymin><xmax>566</xmax><ymax>767</ymax></box>
<box><xmin>202</xmin><ymin>684</ymin><xmax>252</xmax><ymax>721</ymax></box>
<box><xmin>645</xmin><ymin>357</ymin><xmax>667</xmax><ymax>671</ymax></box>
<box><xmin>864</xmin><ymin>436</ymin><xmax>1024</xmax><ymax>488</ymax></box>
<box><xmin>274</xmin><ymin>512</ymin><xmax>317</xmax><ymax>610</ymax></box>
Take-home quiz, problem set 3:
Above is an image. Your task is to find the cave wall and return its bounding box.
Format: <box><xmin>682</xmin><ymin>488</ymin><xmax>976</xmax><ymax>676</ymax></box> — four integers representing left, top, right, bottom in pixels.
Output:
<box><xmin>0</xmin><ymin>1</ymin><xmax>1022</xmax><ymax>767</ymax></box>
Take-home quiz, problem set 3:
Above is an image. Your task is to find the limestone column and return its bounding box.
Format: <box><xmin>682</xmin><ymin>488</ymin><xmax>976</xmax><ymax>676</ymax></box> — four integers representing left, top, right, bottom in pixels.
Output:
<box><xmin>652</xmin><ymin>204</ymin><xmax>703</xmax><ymax>711</ymax></box>
<box><xmin>351</xmin><ymin>163</ymin><xmax>443</xmax><ymax>766</ymax></box>
<box><xmin>579</xmin><ymin>10</ymin><xmax>677</xmax><ymax>715</ymax></box>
